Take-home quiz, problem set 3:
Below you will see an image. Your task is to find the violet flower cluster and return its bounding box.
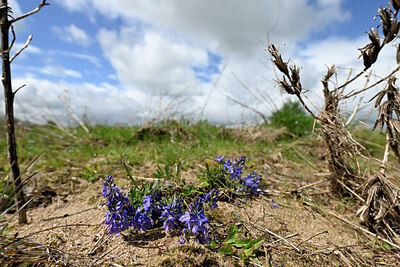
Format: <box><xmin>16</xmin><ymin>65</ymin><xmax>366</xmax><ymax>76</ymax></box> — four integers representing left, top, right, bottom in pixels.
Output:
<box><xmin>102</xmin><ymin>174</ymin><xmax>135</xmax><ymax>237</ymax></box>
<box><xmin>215</xmin><ymin>155</ymin><xmax>246</xmax><ymax>180</ymax></box>
<box><xmin>237</xmin><ymin>172</ymin><xmax>261</xmax><ymax>194</ymax></box>
<box><xmin>102</xmin><ymin>175</ymin><xmax>219</xmax><ymax>243</ymax></box>
<box><xmin>160</xmin><ymin>197</ymin><xmax>184</xmax><ymax>233</ymax></box>
<box><xmin>215</xmin><ymin>156</ymin><xmax>261</xmax><ymax>194</ymax></box>
<box><xmin>132</xmin><ymin>188</ymin><xmax>163</xmax><ymax>232</ymax></box>
<box><xmin>179</xmin><ymin>188</ymin><xmax>219</xmax><ymax>244</ymax></box>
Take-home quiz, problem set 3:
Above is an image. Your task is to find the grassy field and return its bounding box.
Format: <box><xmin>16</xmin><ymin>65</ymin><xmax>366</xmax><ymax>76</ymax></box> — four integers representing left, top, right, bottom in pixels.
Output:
<box><xmin>1</xmin><ymin>115</ymin><xmax>399</xmax><ymax>266</ymax></box>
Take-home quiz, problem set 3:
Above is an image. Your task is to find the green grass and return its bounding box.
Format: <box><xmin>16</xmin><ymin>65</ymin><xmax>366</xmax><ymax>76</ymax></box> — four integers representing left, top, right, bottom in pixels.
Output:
<box><xmin>0</xmin><ymin>118</ymin><xmax>386</xmax><ymax>186</ymax></box>
<box><xmin>268</xmin><ymin>100</ymin><xmax>315</xmax><ymax>138</ymax></box>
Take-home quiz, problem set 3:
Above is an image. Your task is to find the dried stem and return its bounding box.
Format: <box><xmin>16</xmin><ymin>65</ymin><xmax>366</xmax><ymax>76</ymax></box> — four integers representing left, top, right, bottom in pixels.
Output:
<box><xmin>10</xmin><ymin>0</ymin><xmax>49</xmax><ymax>24</ymax></box>
<box><xmin>10</xmin><ymin>35</ymin><xmax>32</xmax><ymax>63</ymax></box>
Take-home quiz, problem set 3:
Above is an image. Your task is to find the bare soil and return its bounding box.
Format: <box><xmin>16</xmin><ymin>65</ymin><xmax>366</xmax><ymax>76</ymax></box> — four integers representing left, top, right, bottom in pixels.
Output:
<box><xmin>2</xmin><ymin>157</ymin><xmax>400</xmax><ymax>267</ymax></box>
<box><xmin>2</xmin><ymin>127</ymin><xmax>400</xmax><ymax>266</ymax></box>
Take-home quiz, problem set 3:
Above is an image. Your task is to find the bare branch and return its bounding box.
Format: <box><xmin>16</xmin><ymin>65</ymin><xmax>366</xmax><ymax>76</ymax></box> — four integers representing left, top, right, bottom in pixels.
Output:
<box><xmin>345</xmin><ymin>71</ymin><xmax>371</xmax><ymax>126</ymax></box>
<box><xmin>13</xmin><ymin>84</ymin><xmax>25</xmax><ymax>95</ymax></box>
<box><xmin>6</xmin><ymin>24</ymin><xmax>15</xmax><ymax>53</ymax></box>
<box><xmin>222</xmin><ymin>92</ymin><xmax>269</xmax><ymax>124</ymax></box>
<box><xmin>10</xmin><ymin>0</ymin><xmax>49</xmax><ymax>24</ymax></box>
<box><xmin>344</xmin><ymin>64</ymin><xmax>400</xmax><ymax>99</ymax></box>
<box><xmin>10</xmin><ymin>35</ymin><xmax>32</xmax><ymax>63</ymax></box>
<box><xmin>199</xmin><ymin>62</ymin><xmax>227</xmax><ymax>119</ymax></box>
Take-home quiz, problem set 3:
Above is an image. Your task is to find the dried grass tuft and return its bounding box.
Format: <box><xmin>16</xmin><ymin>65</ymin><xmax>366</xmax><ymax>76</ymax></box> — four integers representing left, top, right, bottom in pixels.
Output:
<box><xmin>268</xmin><ymin>0</ymin><xmax>400</xmax><ymax>245</ymax></box>
<box><xmin>358</xmin><ymin>172</ymin><xmax>400</xmax><ymax>243</ymax></box>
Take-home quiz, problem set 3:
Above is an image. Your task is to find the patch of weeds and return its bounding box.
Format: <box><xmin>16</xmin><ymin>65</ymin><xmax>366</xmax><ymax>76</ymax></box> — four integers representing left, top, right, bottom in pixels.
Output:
<box><xmin>180</xmin><ymin>182</ymin><xmax>210</xmax><ymax>199</ymax></box>
<box><xmin>129</xmin><ymin>182</ymin><xmax>160</xmax><ymax>208</ymax></box>
<box><xmin>153</xmin><ymin>162</ymin><xmax>181</xmax><ymax>180</ymax></box>
<box><xmin>80</xmin><ymin>163</ymin><xmax>103</xmax><ymax>182</ymax></box>
<box><xmin>206</xmin><ymin>224</ymin><xmax>264</xmax><ymax>261</ymax></box>
<box><xmin>199</xmin><ymin>162</ymin><xmax>232</xmax><ymax>190</ymax></box>
<box><xmin>350</xmin><ymin>126</ymin><xmax>385</xmax><ymax>157</ymax></box>
<box><xmin>333</xmin><ymin>195</ymin><xmax>357</xmax><ymax>214</ymax></box>
<box><xmin>268</xmin><ymin>100</ymin><xmax>315</xmax><ymax>138</ymax></box>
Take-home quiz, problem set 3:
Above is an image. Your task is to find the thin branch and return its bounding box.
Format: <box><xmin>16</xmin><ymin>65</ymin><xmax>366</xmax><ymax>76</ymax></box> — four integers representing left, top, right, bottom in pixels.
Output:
<box><xmin>13</xmin><ymin>84</ymin><xmax>25</xmax><ymax>95</ymax></box>
<box><xmin>298</xmin><ymin>230</ymin><xmax>328</xmax><ymax>246</ymax></box>
<box><xmin>6</xmin><ymin>24</ymin><xmax>15</xmax><ymax>53</ymax></box>
<box><xmin>345</xmin><ymin>71</ymin><xmax>371</xmax><ymax>126</ymax></box>
<box><xmin>265</xmin><ymin>233</ymin><xmax>298</xmax><ymax>247</ymax></box>
<box><xmin>296</xmin><ymin>93</ymin><xmax>319</xmax><ymax>121</ymax></box>
<box><xmin>199</xmin><ymin>62</ymin><xmax>227</xmax><ymax>119</ymax></box>
<box><xmin>252</xmin><ymin>223</ymin><xmax>302</xmax><ymax>253</ymax></box>
<box><xmin>344</xmin><ymin>64</ymin><xmax>400</xmax><ymax>99</ymax></box>
<box><xmin>380</xmin><ymin>132</ymin><xmax>391</xmax><ymax>174</ymax></box>
<box><xmin>337</xmin><ymin>70</ymin><xmax>366</xmax><ymax>92</ymax></box>
<box><xmin>10</xmin><ymin>35</ymin><xmax>32</xmax><ymax>63</ymax></box>
<box><xmin>232</xmin><ymin>71</ymin><xmax>273</xmax><ymax>113</ymax></box>
<box><xmin>10</xmin><ymin>0</ymin><xmax>50</xmax><ymax>24</ymax></box>
<box><xmin>222</xmin><ymin>92</ymin><xmax>269</xmax><ymax>124</ymax></box>
<box><xmin>338</xmin><ymin>68</ymin><xmax>353</xmax><ymax>95</ymax></box>
<box><xmin>337</xmin><ymin>179</ymin><xmax>365</xmax><ymax>202</ymax></box>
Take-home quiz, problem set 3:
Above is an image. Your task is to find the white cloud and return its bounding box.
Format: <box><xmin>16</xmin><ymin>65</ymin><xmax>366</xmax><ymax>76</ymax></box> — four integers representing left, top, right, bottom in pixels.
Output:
<box><xmin>39</xmin><ymin>64</ymin><xmax>82</xmax><ymax>78</ymax></box>
<box><xmin>53</xmin><ymin>24</ymin><xmax>92</xmax><ymax>47</ymax></box>
<box><xmin>7</xmin><ymin>77</ymin><xmax>198</xmax><ymax>125</ymax></box>
<box><xmin>57</xmin><ymin>51</ymin><xmax>101</xmax><ymax>67</ymax></box>
<box><xmin>97</xmin><ymin>28</ymin><xmax>208</xmax><ymax>95</ymax></box>
<box><xmin>23</xmin><ymin>0</ymin><xmax>392</xmax><ymax>126</ymax></box>
<box><xmin>56</xmin><ymin>0</ymin><xmax>349</xmax><ymax>58</ymax></box>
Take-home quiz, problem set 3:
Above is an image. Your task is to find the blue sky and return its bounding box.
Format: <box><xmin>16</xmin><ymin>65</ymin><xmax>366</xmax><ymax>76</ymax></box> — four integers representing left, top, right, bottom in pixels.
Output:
<box><xmin>2</xmin><ymin>0</ymin><xmax>397</xmax><ymax>125</ymax></box>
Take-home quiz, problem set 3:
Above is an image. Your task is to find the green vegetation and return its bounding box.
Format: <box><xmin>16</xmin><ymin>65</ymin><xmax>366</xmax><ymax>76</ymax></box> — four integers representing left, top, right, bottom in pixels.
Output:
<box><xmin>0</xmin><ymin>116</ymin><xmax>392</xmax><ymax>265</ymax></box>
<box><xmin>206</xmin><ymin>224</ymin><xmax>264</xmax><ymax>261</ymax></box>
<box><xmin>0</xmin><ymin>117</ymin><xmax>386</xmax><ymax>186</ymax></box>
<box><xmin>268</xmin><ymin>100</ymin><xmax>315</xmax><ymax>137</ymax></box>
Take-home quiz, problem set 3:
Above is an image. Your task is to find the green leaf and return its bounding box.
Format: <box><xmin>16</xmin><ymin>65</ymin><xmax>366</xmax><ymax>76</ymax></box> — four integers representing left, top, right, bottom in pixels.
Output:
<box><xmin>233</xmin><ymin>238</ymin><xmax>252</xmax><ymax>248</ymax></box>
<box><xmin>250</xmin><ymin>238</ymin><xmax>264</xmax><ymax>249</ymax></box>
<box><xmin>219</xmin><ymin>244</ymin><xmax>234</xmax><ymax>255</ymax></box>
<box><xmin>204</xmin><ymin>240</ymin><xmax>219</xmax><ymax>249</ymax></box>
<box><xmin>195</xmin><ymin>181</ymin><xmax>210</xmax><ymax>188</ymax></box>
<box><xmin>243</xmin><ymin>238</ymin><xmax>264</xmax><ymax>257</ymax></box>
<box><xmin>243</xmin><ymin>245</ymin><xmax>255</xmax><ymax>257</ymax></box>
<box><xmin>382</xmin><ymin>241</ymin><xmax>392</xmax><ymax>251</ymax></box>
<box><xmin>225</xmin><ymin>224</ymin><xmax>239</xmax><ymax>244</ymax></box>
<box><xmin>239</xmin><ymin>252</ymin><xmax>248</xmax><ymax>261</ymax></box>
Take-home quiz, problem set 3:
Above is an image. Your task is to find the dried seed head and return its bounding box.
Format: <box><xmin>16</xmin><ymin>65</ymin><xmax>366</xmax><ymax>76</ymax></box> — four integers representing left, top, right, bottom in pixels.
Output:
<box><xmin>358</xmin><ymin>43</ymin><xmax>380</xmax><ymax>69</ymax></box>
<box><xmin>268</xmin><ymin>44</ymin><xmax>289</xmax><ymax>76</ymax></box>
<box><xmin>377</xmin><ymin>6</ymin><xmax>392</xmax><ymax>37</ymax></box>
<box><xmin>368</xmin><ymin>28</ymin><xmax>380</xmax><ymax>47</ymax></box>
<box><xmin>361</xmin><ymin>50</ymin><xmax>371</xmax><ymax>69</ymax></box>
<box><xmin>278</xmin><ymin>78</ymin><xmax>294</xmax><ymax>95</ymax></box>
<box><xmin>391</xmin><ymin>0</ymin><xmax>400</xmax><ymax>11</ymax></box>
<box><xmin>367</xmin><ymin>45</ymin><xmax>380</xmax><ymax>66</ymax></box>
<box><xmin>289</xmin><ymin>65</ymin><xmax>301</xmax><ymax>91</ymax></box>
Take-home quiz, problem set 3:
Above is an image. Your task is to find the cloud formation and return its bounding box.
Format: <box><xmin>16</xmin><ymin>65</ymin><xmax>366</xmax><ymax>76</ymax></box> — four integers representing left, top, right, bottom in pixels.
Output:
<box><xmin>7</xmin><ymin>0</ymin><xmax>394</xmax><ymax>126</ymax></box>
<box><xmin>53</xmin><ymin>23</ymin><xmax>92</xmax><ymax>47</ymax></box>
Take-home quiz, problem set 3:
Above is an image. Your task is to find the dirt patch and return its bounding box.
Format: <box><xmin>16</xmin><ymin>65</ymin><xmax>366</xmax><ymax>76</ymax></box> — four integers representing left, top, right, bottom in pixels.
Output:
<box><xmin>2</xmin><ymin>174</ymin><xmax>397</xmax><ymax>266</ymax></box>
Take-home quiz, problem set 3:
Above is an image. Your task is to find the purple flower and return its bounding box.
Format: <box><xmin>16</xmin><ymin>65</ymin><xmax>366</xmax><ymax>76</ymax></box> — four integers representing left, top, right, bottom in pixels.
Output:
<box><xmin>202</xmin><ymin>188</ymin><xmax>219</xmax><ymax>210</ymax></box>
<box><xmin>270</xmin><ymin>200</ymin><xmax>278</xmax><ymax>209</ymax></box>
<box><xmin>132</xmin><ymin>210</ymin><xmax>153</xmax><ymax>231</ymax></box>
<box><xmin>215</xmin><ymin>155</ymin><xmax>224</xmax><ymax>162</ymax></box>
<box><xmin>216</xmin><ymin>156</ymin><xmax>246</xmax><ymax>181</ymax></box>
<box><xmin>237</xmin><ymin>172</ymin><xmax>261</xmax><ymax>194</ymax></box>
<box><xmin>102</xmin><ymin>175</ymin><xmax>135</xmax><ymax>237</ymax></box>
<box><xmin>160</xmin><ymin>197</ymin><xmax>184</xmax><ymax>233</ymax></box>
<box><xmin>179</xmin><ymin>198</ymin><xmax>211</xmax><ymax>244</ymax></box>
